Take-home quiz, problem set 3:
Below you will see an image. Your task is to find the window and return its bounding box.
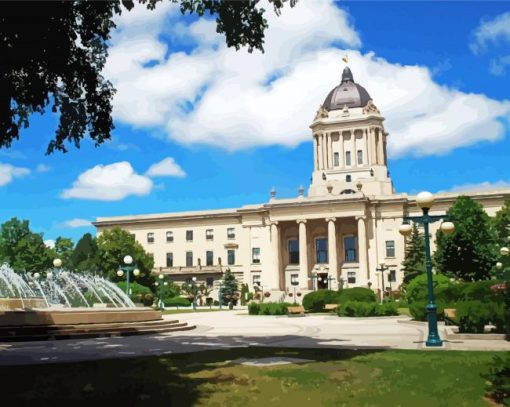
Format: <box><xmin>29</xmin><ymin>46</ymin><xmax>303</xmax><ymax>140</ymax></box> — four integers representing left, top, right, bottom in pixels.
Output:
<box><xmin>206</xmin><ymin>229</ymin><xmax>214</xmax><ymax>241</ymax></box>
<box><xmin>347</xmin><ymin>271</ymin><xmax>356</xmax><ymax>284</ymax></box>
<box><xmin>227</xmin><ymin>249</ymin><xmax>235</xmax><ymax>265</ymax></box>
<box><xmin>186</xmin><ymin>251</ymin><xmax>193</xmax><ymax>267</ymax></box>
<box><xmin>346</xmin><ymin>175</ymin><xmax>351</xmax><ymax>182</ymax></box>
<box><xmin>334</xmin><ymin>152</ymin><xmax>339</xmax><ymax>167</ymax></box>
<box><xmin>252</xmin><ymin>247</ymin><xmax>261</xmax><ymax>264</ymax></box>
<box><xmin>344</xmin><ymin>236</ymin><xmax>357</xmax><ymax>262</ymax></box>
<box><xmin>288</xmin><ymin>239</ymin><xmax>299</xmax><ymax>264</ymax></box>
<box><xmin>357</xmin><ymin>149</ymin><xmax>363</xmax><ymax>165</ymax></box>
<box><xmin>253</xmin><ymin>274</ymin><xmax>261</xmax><ymax>287</ymax></box>
<box><xmin>227</xmin><ymin>228</ymin><xmax>235</xmax><ymax>239</ymax></box>
<box><xmin>166</xmin><ymin>231</ymin><xmax>173</xmax><ymax>242</ymax></box>
<box><xmin>316</xmin><ymin>238</ymin><xmax>328</xmax><ymax>263</ymax></box>
<box><xmin>206</xmin><ymin>250</ymin><xmax>214</xmax><ymax>266</ymax></box>
<box><xmin>290</xmin><ymin>274</ymin><xmax>299</xmax><ymax>285</ymax></box>
<box><xmin>388</xmin><ymin>270</ymin><xmax>396</xmax><ymax>283</ymax></box>
<box><xmin>147</xmin><ymin>232</ymin><xmax>154</xmax><ymax>243</ymax></box>
<box><xmin>385</xmin><ymin>240</ymin><xmax>395</xmax><ymax>258</ymax></box>
<box><xmin>186</xmin><ymin>230</ymin><xmax>193</xmax><ymax>241</ymax></box>
<box><xmin>345</xmin><ymin>151</ymin><xmax>351</xmax><ymax>166</ymax></box>
<box><xmin>166</xmin><ymin>252</ymin><xmax>173</xmax><ymax>268</ymax></box>
<box><xmin>206</xmin><ymin>277</ymin><xmax>214</xmax><ymax>287</ymax></box>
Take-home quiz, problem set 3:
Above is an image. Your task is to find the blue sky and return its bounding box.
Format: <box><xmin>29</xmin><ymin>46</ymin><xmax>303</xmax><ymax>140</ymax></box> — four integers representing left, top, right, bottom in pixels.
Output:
<box><xmin>1</xmin><ymin>1</ymin><xmax>509</xmax><ymax>245</ymax></box>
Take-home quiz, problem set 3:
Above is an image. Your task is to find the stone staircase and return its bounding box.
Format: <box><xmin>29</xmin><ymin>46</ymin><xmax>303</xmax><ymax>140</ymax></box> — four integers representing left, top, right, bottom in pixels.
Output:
<box><xmin>0</xmin><ymin>318</ymin><xmax>195</xmax><ymax>342</ymax></box>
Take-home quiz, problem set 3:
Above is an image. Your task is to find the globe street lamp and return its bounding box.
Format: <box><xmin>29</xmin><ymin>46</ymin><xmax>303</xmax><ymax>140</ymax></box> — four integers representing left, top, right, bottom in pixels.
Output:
<box><xmin>399</xmin><ymin>191</ymin><xmax>455</xmax><ymax>347</ymax></box>
<box><xmin>219</xmin><ymin>280</ymin><xmax>224</xmax><ymax>309</ymax></box>
<box><xmin>154</xmin><ymin>274</ymin><xmax>167</xmax><ymax>310</ymax></box>
<box><xmin>291</xmin><ymin>279</ymin><xmax>298</xmax><ymax>305</ymax></box>
<box><xmin>117</xmin><ymin>255</ymin><xmax>140</xmax><ymax>296</ymax></box>
<box><xmin>191</xmin><ymin>276</ymin><xmax>198</xmax><ymax>311</ymax></box>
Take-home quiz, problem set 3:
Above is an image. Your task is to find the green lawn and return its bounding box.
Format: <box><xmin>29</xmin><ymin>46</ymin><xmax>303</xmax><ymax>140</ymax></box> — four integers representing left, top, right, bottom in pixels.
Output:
<box><xmin>398</xmin><ymin>307</ymin><xmax>412</xmax><ymax>316</ymax></box>
<box><xmin>162</xmin><ymin>308</ymin><xmax>227</xmax><ymax>314</ymax></box>
<box><xmin>0</xmin><ymin>348</ymin><xmax>500</xmax><ymax>406</ymax></box>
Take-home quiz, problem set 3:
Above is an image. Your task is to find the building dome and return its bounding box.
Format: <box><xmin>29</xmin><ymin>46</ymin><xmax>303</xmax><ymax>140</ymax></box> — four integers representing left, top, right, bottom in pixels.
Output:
<box><xmin>323</xmin><ymin>67</ymin><xmax>372</xmax><ymax>111</ymax></box>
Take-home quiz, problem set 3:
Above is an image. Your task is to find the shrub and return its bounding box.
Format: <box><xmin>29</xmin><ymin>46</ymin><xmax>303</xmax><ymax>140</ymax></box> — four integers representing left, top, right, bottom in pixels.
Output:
<box><xmin>461</xmin><ymin>280</ymin><xmax>506</xmax><ymax>303</ymax></box>
<box><xmin>456</xmin><ymin>300</ymin><xmax>491</xmax><ymax>333</ymax></box>
<box><xmin>484</xmin><ymin>353</ymin><xmax>510</xmax><ymax>406</ymax></box>
<box><xmin>435</xmin><ymin>283</ymin><xmax>466</xmax><ymax>304</ymax></box>
<box><xmin>337</xmin><ymin>301</ymin><xmax>398</xmax><ymax>317</ymax></box>
<box><xmin>116</xmin><ymin>281</ymin><xmax>154</xmax><ymax>306</ymax></box>
<box><xmin>302</xmin><ymin>290</ymin><xmax>341</xmax><ymax>312</ymax></box>
<box><xmin>409</xmin><ymin>301</ymin><xmax>449</xmax><ymax>321</ymax></box>
<box><xmin>248</xmin><ymin>302</ymin><xmax>260</xmax><ymax>315</ymax></box>
<box><xmin>165</xmin><ymin>296</ymin><xmax>191</xmax><ymax>307</ymax></box>
<box><xmin>338</xmin><ymin>287</ymin><xmax>376</xmax><ymax>303</ymax></box>
<box><xmin>406</xmin><ymin>274</ymin><xmax>451</xmax><ymax>304</ymax></box>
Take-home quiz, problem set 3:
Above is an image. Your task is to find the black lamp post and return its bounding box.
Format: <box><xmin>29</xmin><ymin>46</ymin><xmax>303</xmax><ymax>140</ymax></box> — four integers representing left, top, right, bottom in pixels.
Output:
<box><xmin>291</xmin><ymin>279</ymin><xmax>298</xmax><ymax>305</ymax></box>
<box><xmin>375</xmin><ymin>263</ymin><xmax>391</xmax><ymax>304</ymax></box>
<box><xmin>399</xmin><ymin>191</ymin><xmax>455</xmax><ymax>347</ymax></box>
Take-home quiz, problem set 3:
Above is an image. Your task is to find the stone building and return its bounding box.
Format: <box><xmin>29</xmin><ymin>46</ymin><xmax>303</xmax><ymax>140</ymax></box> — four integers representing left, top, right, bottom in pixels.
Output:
<box><xmin>93</xmin><ymin>66</ymin><xmax>510</xmax><ymax>300</ymax></box>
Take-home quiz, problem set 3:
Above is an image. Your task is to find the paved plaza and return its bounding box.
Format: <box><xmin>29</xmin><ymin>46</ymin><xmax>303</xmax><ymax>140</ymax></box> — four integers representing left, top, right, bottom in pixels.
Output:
<box><xmin>1</xmin><ymin>310</ymin><xmax>509</xmax><ymax>366</ymax></box>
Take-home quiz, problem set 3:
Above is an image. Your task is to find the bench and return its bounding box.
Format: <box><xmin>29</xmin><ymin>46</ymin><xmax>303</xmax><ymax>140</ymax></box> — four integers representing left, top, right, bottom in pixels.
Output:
<box><xmin>287</xmin><ymin>306</ymin><xmax>305</xmax><ymax>317</ymax></box>
<box><xmin>324</xmin><ymin>304</ymin><xmax>339</xmax><ymax>312</ymax></box>
<box><xmin>444</xmin><ymin>308</ymin><xmax>457</xmax><ymax>326</ymax></box>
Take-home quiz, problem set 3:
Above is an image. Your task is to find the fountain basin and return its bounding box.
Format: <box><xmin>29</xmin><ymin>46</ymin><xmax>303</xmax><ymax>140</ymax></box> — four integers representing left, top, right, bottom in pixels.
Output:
<box><xmin>0</xmin><ymin>307</ymin><xmax>162</xmax><ymax>327</ymax></box>
<box><xmin>0</xmin><ymin>298</ymin><xmax>47</xmax><ymax>310</ymax></box>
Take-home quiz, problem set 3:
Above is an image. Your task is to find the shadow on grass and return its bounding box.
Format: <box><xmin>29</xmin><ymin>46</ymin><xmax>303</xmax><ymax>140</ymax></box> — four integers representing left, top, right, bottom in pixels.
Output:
<box><xmin>0</xmin><ymin>334</ymin><xmax>390</xmax><ymax>405</ymax></box>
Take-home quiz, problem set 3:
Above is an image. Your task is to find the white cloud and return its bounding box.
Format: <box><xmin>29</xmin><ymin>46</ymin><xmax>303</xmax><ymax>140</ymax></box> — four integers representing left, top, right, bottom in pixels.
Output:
<box><xmin>62</xmin><ymin>161</ymin><xmax>153</xmax><ymax>201</ymax></box>
<box><xmin>104</xmin><ymin>0</ymin><xmax>510</xmax><ymax>158</ymax></box>
<box><xmin>470</xmin><ymin>12</ymin><xmax>510</xmax><ymax>55</ymax></box>
<box><xmin>490</xmin><ymin>55</ymin><xmax>510</xmax><ymax>76</ymax></box>
<box><xmin>62</xmin><ymin>218</ymin><xmax>92</xmax><ymax>228</ymax></box>
<box><xmin>36</xmin><ymin>164</ymin><xmax>51</xmax><ymax>173</ymax></box>
<box><xmin>146</xmin><ymin>157</ymin><xmax>186</xmax><ymax>177</ymax></box>
<box><xmin>0</xmin><ymin>163</ymin><xmax>30</xmax><ymax>186</ymax></box>
<box><xmin>441</xmin><ymin>180</ymin><xmax>510</xmax><ymax>193</ymax></box>
<box><xmin>44</xmin><ymin>239</ymin><xmax>55</xmax><ymax>249</ymax></box>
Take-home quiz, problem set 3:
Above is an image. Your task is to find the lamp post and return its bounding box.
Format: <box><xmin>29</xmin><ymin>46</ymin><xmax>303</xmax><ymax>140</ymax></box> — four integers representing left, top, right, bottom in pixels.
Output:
<box><xmin>309</xmin><ymin>272</ymin><xmax>319</xmax><ymax>291</ymax></box>
<box><xmin>154</xmin><ymin>274</ymin><xmax>166</xmax><ymax>310</ymax></box>
<box><xmin>327</xmin><ymin>275</ymin><xmax>335</xmax><ymax>290</ymax></box>
<box><xmin>375</xmin><ymin>263</ymin><xmax>391</xmax><ymax>304</ymax></box>
<box><xmin>117</xmin><ymin>255</ymin><xmax>140</xmax><ymax>296</ymax></box>
<box><xmin>218</xmin><ymin>280</ymin><xmax>224</xmax><ymax>309</ymax></box>
<box><xmin>190</xmin><ymin>276</ymin><xmax>198</xmax><ymax>311</ymax></box>
<box><xmin>497</xmin><ymin>242</ymin><xmax>510</xmax><ymax>341</ymax></box>
<box><xmin>291</xmin><ymin>280</ymin><xmax>298</xmax><ymax>305</ymax></box>
<box><xmin>399</xmin><ymin>191</ymin><xmax>455</xmax><ymax>347</ymax></box>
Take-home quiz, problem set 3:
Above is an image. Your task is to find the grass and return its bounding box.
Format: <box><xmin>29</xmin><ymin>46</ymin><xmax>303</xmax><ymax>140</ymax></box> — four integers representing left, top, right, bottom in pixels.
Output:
<box><xmin>398</xmin><ymin>307</ymin><xmax>412</xmax><ymax>316</ymax></box>
<box><xmin>162</xmin><ymin>308</ymin><xmax>227</xmax><ymax>314</ymax></box>
<box><xmin>0</xmin><ymin>348</ymin><xmax>500</xmax><ymax>406</ymax></box>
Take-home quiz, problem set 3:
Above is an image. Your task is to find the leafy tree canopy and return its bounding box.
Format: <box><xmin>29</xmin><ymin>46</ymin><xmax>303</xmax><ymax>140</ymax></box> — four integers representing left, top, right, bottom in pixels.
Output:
<box><xmin>0</xmin><ymin>217</ymin><xmax>53</xmax><ymax>273</ymax></box>
<box><xmin>96</xmin><ymin>227</ymin><xmax>155</xmax><ymax>287</ymax></box>
<box><xmin>0</xmin><ymin>0</ymin><xmax>296</xmax><ymax>154</ymax></box>
<box><xmin>434</xmin><ymin>196</ymin><xmax>498</xmax><ymax>281</ymax></box>
<box><xmin>54</xmin><ymin>236</ymin><xmax>74</xmax><ymax>269</ymax></box>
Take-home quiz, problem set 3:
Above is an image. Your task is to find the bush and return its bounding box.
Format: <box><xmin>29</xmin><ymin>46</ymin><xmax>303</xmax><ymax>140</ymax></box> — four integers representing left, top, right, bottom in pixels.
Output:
<box><xmin>457</xmin><ymin>300</ymin><xmax>499</xmax><ymax>333</ymax></box>
<box><xmin>406</xmin><ymin>274</ymin><xmax>451</xmax><ymax>304</ymax></box>
<box><xmin>484</xmin><ymin>353</ymin><xmax>510</xmax><ymax>406</ymax></box>
<box><xmin>337</xmin><ymin>301</ymin><xmax>399</xmax><ymax>317</ymax></box>
<box><xmin>339</xmin><ymin>287</ymin><xmax>376</xmax><ymax>303</ymax></box>
<box><xmin>409</xmin><ymin>301</ymin><xmax>451</xmax><ymax>321</ymax></box>
<box><xmin>248</xmin><ymin>302</ymin><xmax>291</xmax><ymax>315</ymax></box>
<box><xmin>302</xmin><ymin>290</ymin><xmax>341</xmax><ymax>312</ymax></box>
<box><xmin>116</xmin><ymin>281</ymin><xmax>154</xmax><ymax>306</ymax></box>
<box><xmin>165</xmin><ymin>296</ymin><xmax>191</xmax><ymax>307</ymax></box>
<box><xmin>461</xmin><ymin>280</ymin><xmax>506</xmax><ymax>303</ymax></box>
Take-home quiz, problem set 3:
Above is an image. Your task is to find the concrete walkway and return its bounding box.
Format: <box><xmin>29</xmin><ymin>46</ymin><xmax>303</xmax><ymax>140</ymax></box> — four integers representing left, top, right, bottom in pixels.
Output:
<box><xmin>1</xmin><ymin>310</ymin><xmax>509</xmax><ymax>366</ymax></box>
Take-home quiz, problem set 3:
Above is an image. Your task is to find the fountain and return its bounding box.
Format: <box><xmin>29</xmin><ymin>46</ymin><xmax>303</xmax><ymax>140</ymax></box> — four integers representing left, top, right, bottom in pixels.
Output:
<box><xmin>0</xmin><ymin>264</ymin><xmax>195</xmax><ymax>341</ymax></box>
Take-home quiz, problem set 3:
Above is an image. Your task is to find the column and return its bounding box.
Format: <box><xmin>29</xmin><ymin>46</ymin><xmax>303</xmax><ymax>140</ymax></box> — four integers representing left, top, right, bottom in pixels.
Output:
<box><xmin>317</xmin><ymin>135</ymin><xmax>323</xmax><ymax>170</ymax></box>
<box><xmin>367</xmin><ymin>128</ymin><xmax>374</xmax><ymax>166</ymax></box>
<box><xmin>321</xmin><ymin>134</ymin><xmax>327</xmax><ymax>171</ymax></box>
<box><xmin>357</xmin><ymin>216</ymin><xmax>369</xmax><ymax>281</ymax></box>
<box><xmin>297</xmin><ymin>219</ymin><xmax>308</xmax><ymax>289</ymax></box>
<box><xmin>377</xmin><ymin>128</ymin><xmax>384</xmax><ymax>165</ymax></box>
<box><xmin>328</xmin><ymin>133</ymin><xmax>333</xmax><ymax>169</ymax></box>
<box><xmin>326</xmin><ymin>218</ymin><xmax>337</xmax><ymax>288</ymax></box>
<box><xmin>363</xmin><ymin>129</ymin><xmax>369</xmax><ymax>167</ymax></box>
<box><xmin>313</xmin><ymin>135</ymin><xmax>318</xmax><ymax>171</ymax></box>
<box><xmin>270</xmin><ymin>221</ymin><xmax>282</xmax><ymax>290</ymax></box>
<box><xmin>339</xmin><ymin>132</ymin><xmax>344</xmax><ymax>169</ymax></box>
<box><xmin>325</xmin><ymin>133</ymin><xmax>330</xmax><ymax>169</ymax></box>
<box><xmin>350</xmin><ymin>129</ymin><xmax>356</xmax><ymax>168</ymax></box>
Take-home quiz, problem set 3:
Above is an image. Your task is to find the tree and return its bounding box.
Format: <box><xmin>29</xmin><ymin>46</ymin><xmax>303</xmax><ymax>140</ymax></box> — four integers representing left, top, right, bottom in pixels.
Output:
<box><xmin>401</xmin><ymin>224</ymin><xmax>425</xmax><ymax>284</ymax></box>
<box><xmin>0</xmin><ymin>0</ymin><xmax>296</xmax><ymax>154</ymax></box>
<box><xmin>54</xmin><ymin>237</ymin><xmax>74</xmax><ymax>269</ymax></box>
<box><xmin>219</xmin><ymin>267</ymin><xmax>238</xmax><ymax>307</ymax></box>
<box><xmin>70</xmin><ymin>232</ymin><xmax>99</xmax><ymax>272</ymax></box>
<box><xmin>434</xmin><ymin>196</ymin><xmax>498</xmax><ymax>281</ymax></box>
<box><xmin>493</xmin><ymin>200</ymin><xmax>510</xmax><ymax>279</ymax></box>
<box><xmin>96</xmin><ymin>227</ymin><xmax>155</xmax><ymax>287</ymax></box>
<box><xmin>0</xmin><ymin>217</ymin><xmax>53</xmax><ymax>273</ymax></box>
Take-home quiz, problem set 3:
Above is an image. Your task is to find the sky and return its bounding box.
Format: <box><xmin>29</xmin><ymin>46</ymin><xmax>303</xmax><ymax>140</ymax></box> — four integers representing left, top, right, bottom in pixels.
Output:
<box><xmin>1</xmin><ymin>0</ymin><xmax>510</xmax><ymax>246</ymax></box>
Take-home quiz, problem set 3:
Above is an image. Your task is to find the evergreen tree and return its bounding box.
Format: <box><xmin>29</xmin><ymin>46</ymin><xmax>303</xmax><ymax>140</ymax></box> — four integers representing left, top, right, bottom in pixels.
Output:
<box><xmin>70</xmin><ymin>233</ymin><xmax>99</xmax><ymax>272</ymax></box>
<box><xmin>219</xmin><ymin>268</ymin><xmax>239</xmax><ymax>306</ymax></box>
<box><xmin>402</xmin><ymin>224</ymin><xmax>425</xmax><ymax>284</ymax></box>
<box><xmin>434</xmin><ymin>196</ymin><xmax>498</xmax><ymax>281</ymax></box>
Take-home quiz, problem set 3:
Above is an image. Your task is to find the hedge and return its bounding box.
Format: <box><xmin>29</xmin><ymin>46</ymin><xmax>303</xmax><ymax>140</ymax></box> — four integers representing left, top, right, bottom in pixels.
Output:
<box><xmin>337</xmin><ymin>301</ymin><xmax>398</xmax><ymax>317</ymax></box>
<box><xmin>248</xmin><ymin>302</ymin><xmax>292</xmax><ymax>315</ymax></box>
<box><xmin>339</xmin><ymin>287</ymin><xmax>376</xmax><ymax>303</ymax></box>
<box><xmin>405</xmin><ymin>274</ymin><xmax>451</xmax><ymax>304</ymax></box>
<box><xmin>409</xmin><ymin>301</ymin><xmax>450</xmax><ymax>321</ymax></box>
<box><xmin>116</xmin><ymin>281</ymin><xmax>154</xmax><ymax>306</ymax></box>
<box><xmin>165</xmin><ymin>296</ymin><xmax>191</xmax><ymax>307</ymax></box>
<box><xmin>456</xmin><ymin>300</ymin><xmax>506</xmax><ymax>334</ymax></box>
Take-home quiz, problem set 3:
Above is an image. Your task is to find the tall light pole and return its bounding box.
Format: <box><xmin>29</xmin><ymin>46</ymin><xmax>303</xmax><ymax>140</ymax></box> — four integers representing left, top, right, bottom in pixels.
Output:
<box><xmin>116</xmin><ymin>255</ymin><xmax>140</xmax><ymax>296</ymax></box>
<box><xmin>399</xmin><ymin>191</ymin><xmax>455</xmax><ymax>347</ymax></box>
<box><xmin>191</xmin><ymin>276</ymin><xmax>198</xmax><ymax>311</ymax></box>
<box><xmin>327</xmin><ymin>275</ymin><xmax>335</xmax><ymax>290</ymax></box>
<box><xmin>291</xmin><ymin>280</ymin><xmax>298</xmax><ymax>305</ymax></box>
<box><xmin>155</xmin><ymin>274</ymin><xmax>166</xmax><ymax>310</ymax></box>
<box><xmin>309</xmin><ymin>272</ymin><xmax>319</xmax><ymax>291</ymax></box>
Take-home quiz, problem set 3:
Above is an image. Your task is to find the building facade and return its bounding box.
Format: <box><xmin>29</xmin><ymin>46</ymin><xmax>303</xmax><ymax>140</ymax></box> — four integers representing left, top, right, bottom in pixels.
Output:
<box><xmin>94</xmin><ymin>67</ymin><xmax>510</xmax><ymax>300</ymax></box>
